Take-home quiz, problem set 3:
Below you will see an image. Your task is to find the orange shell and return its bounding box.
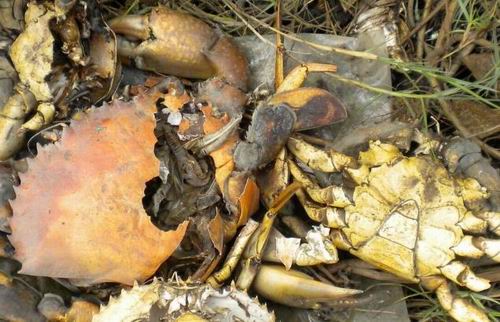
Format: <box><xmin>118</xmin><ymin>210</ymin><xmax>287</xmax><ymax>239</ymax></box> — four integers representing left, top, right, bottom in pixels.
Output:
<box><xmin>9</xmin><ymin>92</ymin><xmax>187</xmax><ymax>285</ymax></box>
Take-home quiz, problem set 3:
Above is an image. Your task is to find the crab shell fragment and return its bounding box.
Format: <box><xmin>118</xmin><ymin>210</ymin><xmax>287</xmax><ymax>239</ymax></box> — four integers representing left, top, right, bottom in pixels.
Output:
<box><xmin>93</xmin><ymin>278</ymin><xmax>275</xmax><ymax>322</ymax></box>
<box><xmin>8</xmin><ymin>91</ymin><xmax>188</xmax><ymax>285</ymax></box>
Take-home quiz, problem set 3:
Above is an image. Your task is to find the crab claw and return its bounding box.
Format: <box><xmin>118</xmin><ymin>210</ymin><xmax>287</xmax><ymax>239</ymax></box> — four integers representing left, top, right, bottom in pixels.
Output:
<box><xmin>234</xmin><ymin>91</ymin><xmax>348</xmax><ymax>172</ymax></box>
<box><xmin>234</xmin><ymin>103</ymin><xmax>296</xmax><ymax>171</ymax></box>
<box><xmin>253</xmin><ymin>265</ymin><xmax>362</xmax><ymax>309</ymax></box>
<box><xmin>269</xmin><ymin>87</ymin><xmax>347</xmax><ymax>131</ymax></box>
<box><xmin>109</xmin><ymin>7</ymin><xmax>248</xmax><ymax>91</ymax></box>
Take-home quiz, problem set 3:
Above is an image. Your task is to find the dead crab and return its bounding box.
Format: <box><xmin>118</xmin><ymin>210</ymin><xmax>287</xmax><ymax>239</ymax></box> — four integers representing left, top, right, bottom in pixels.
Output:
<box><xmin>0</xmin><ymin>1</ymin><xmax>119</xmax><ymax>160</ymax></box>
<box><xmin>279</xmin><ymin>138</ymin><xmax>500</xmax><ymax>321</ymax></box>
<box><xmin>93</xmin><ymin>278</ymin><xmax>275</xmax><ymax>322</ymax></box>
<box><xmin>110</xmin><ymin>7</ymin><xmax>347</xmax><ymax>240</ymax></box>
<box><xmin>0</xmin><ymin>3</ymin><xmax>62</xmax><ymax>160</ymax></box>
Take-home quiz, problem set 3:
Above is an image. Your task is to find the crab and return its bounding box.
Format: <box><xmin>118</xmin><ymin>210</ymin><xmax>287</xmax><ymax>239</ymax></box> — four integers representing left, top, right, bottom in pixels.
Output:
<box><xmin>277</xmin><ymin>138</ymin><xmax>500</xmax><ymax>322</ymax></box>
<box><xmin>0</xmin><ymin>1</ymin><xmax>118</xmax><ymax>160</ymax></box>
<box><xmin>109</xmin><ymin>7</ymin><xmax>348</xmax><ymax>241</ymax></box>
<box><xmin>93</xmin><ymin>278</ymin><xmax>275</xmax><ymax>322</ymax></box>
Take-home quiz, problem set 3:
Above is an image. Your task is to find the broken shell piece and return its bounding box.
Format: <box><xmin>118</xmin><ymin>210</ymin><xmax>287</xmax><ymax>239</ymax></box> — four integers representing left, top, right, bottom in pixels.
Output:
<box><xmin>261</xmin><ymin>226</ymin><xmax>338</xmax><ymax>268</ymax></box>
<box><xmin>295</xmin><ymin>225</ymin><xmax>338</xmax><ymax>266</ymax></box>
<box><xmin>9</xmin><ymin>92</ymin><xmax>188</xmax><ymax>285</ymax></box>
<box><xmin>93</xmin><ymin>278</ymin><xmax>275</xmax><ymax>322</ymax></box>
<box><xmin>9</xmin><ymin>3</ymin><xmax>55</xmax><ymax>101</ymax></box>
<box><xmin>275</xmin><ymin>236</ymin><xmax>301</xmax><ymax>270</ymax></box>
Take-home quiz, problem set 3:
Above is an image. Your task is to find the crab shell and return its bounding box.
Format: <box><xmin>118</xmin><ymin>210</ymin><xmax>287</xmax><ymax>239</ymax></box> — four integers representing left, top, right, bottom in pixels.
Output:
<box><xmin>8</xmin><ymin>90</ymin><xmax>188</xmax><ymax>285</ymax></box>
<box><xmin>93</xmin><ymin>278</ymin><xmax>275</xmax><ymax>322</ymax></box>
<box><xmin>340</xmin><ymin>155</ymin><xmax>480</xmax><ymax>281</ymax></box>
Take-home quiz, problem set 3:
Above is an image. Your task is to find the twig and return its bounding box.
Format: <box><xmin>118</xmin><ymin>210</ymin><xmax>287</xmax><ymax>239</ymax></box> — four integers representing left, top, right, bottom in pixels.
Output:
<box><xmin>416</xmin><ymin>0</ymin><xmax>434</xmax><ymax>60</ymax></box>
<box><xmin>222</xmin><ymin>0</ymin><xmax>379</xmax><ymax>61</ymax></box>
<box><xmin>274</xmin><ymin>0</ymin><xmax>284</xmax><ymax>90</ymax></box>
<box><xmin>401</xmin><ymin>0</ymin><xmax>447</xmax><ymax>44</ymax></box>
<box><xmin>407</xmin><ymin>0</ymin><xmax>416</xmax><ymax>28</ymax></box>
<box><xmin>426</xmin><ymin>0</ymin><xmax>458</xmax><ymax>67</ymax></box>
<box><xmin>222</xmin><ymin>0</ymin><xmax>275</xmax><ymax>47</ymax></box>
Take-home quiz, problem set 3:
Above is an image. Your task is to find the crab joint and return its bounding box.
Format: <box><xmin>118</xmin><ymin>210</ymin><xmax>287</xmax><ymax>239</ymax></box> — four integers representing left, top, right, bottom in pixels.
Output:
<box><xmin>236</xmin><ymin>182</ymin><xmax>302</xmax><ymax>290</ymax></box>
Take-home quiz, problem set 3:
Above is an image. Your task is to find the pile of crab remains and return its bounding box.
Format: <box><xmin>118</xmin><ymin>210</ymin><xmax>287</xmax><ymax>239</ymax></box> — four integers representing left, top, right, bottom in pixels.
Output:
<box><xmin>0</xmin><ymin>2</ymin><xmax>498</xmax><ymax>322</ymax></box>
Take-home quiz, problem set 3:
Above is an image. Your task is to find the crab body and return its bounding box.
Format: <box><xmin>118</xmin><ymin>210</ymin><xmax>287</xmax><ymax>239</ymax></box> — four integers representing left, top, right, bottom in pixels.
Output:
<box><xmin>287</xmin><ymin>139</ymin><xmax>500</xmax><ymax>322</ymax></box>
<box><xmin>341</xmin><ymin>155</ymin><xmax>489</xmax><ymax>284</ymax></box>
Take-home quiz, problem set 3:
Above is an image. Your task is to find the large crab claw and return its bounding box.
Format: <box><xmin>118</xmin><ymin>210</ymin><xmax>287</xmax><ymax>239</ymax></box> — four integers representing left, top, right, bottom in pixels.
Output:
<box><xmin>232</xmin><ymin>63</ymin><xmax>347</xmax><ymax>172</ymax></box>
<box><xmin>108</xmin><ymin>7</ymin><xmax>248</xmax><ymax>91</ymax></box>
<box><xmin>253</xmin><ymin>264</ymin><xmax>362</xmax><ymax>309</ymax></box>
<box><xmin>234</xmin><ymin>87</ymin><xmax>348</xmax><ymax>171</ymax></box>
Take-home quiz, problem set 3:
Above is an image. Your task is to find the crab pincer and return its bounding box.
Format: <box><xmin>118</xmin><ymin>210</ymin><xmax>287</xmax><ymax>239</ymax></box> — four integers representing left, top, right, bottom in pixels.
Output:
<box><xmin>108</xmin><ymin>7</ymin><xmax>248</xmax><ymax>91</ymax></box>
<box><xmin>234</xmin><ymin>64</ymin><xmax>348</xmax><ymax>172</ymax></box>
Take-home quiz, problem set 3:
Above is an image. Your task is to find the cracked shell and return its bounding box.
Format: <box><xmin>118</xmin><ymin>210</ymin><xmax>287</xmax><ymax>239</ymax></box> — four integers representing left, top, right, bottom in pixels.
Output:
<box><xmin>9</xmin><ymin>91</ymin><xmax>188</xmax><ymax>285</ymax></box>
<box><xmin>93</xmin><ymin>278</ymin><xmax>275</xmax><ymax>322</ymax></box>
<box><xmin>344</xmin><ymin>156</ymin><xmax>466</xmax><ymax>279</ymax></box>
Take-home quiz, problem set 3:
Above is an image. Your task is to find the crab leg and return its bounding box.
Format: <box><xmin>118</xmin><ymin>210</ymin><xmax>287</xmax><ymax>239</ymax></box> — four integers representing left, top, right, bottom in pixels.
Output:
<box><xmin>475</xmin><ymin>211</ymin><xmax>500</xmax><ymax>236</ymax></box>
<box><xmin>456</xmin><ymin>177</ymin><xmax>500</xmax><ymax>235</ymax></box>
<box><xmin>20</xmin><ymin>102</ymin><xmax>56</xmax><ymax>132</ymax></box>
<box><xmin>453</xmin><ymin>236</ymin><xmax>500</xmax><ymax>262</ymax></box>
<box><xmin>243</xmin><ymin>224</ymin><xmax>338</xmax><ymax>268</ymax></box>
<box><xmin>236</xmin><ymin>182</ymin><xmax>302</xmax><ymax>290</ymax></box>
<box><xmin>276</xmin><ymin>63</ymin><xmax>337</xmax><ymax>93</ymax></box>
<box><xmin>269</xmin><ymin>88</ymin><xmax>348</xmax><ymax>131</ymax></box>
<box><xmin>0</xmin><ymin>87</ymin><xmax>36</xmax><ymax>160</ymax></box>
<box><xmin>234</xmin><ymin>73</ymin><xmax>347</xmax><ymax>170</ymax></box>
<box><xmin>305</xmin><ymin>185</ymin><xmax>352</xmax><ymax>208</ymax></box>
<box><xmin>457</xmin><ymin>211</ymin><xmax>488</xmax><ymax>234</ymax></box>
<box><xmin>287</xmin><ymin>137</ymin><xmax>355</xmax><ymax>172</ymax></box>
<box><xmin>257</xmin><ymin>148</ymin><xmax>289</xmax><ymax>208</ymax></box>
<box><xmin>296</xmin><ymin>191</ymin><xmax>348</xmax><ymax>228</ymax></box>
<box><xmin>288</xmin><ymin>158</ymin><xmax>350</xmax><ymax>226</ymax></box>
<box><xmin>109</xmin><ymin>7</ymin><xmax>249</xmax><ymax>90</ymax></box>
<box><xmin>439</xmin><ymin>261</ymin><xmax>491</xmax><ymax>292</ymax></box>
<box><xmin>422</xmin><ymin>276</ymin><xmax>490</xmax><ymax>322</ymax></box>
<box><xmin>185</xmin><ymin>115</ymin><xmax>242</xmax><ymax>156</ymax></box>
<box><xmin>207</xmin><ymin>219</ymin><xmax>259</xmax><ymax>288</ymax></box>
